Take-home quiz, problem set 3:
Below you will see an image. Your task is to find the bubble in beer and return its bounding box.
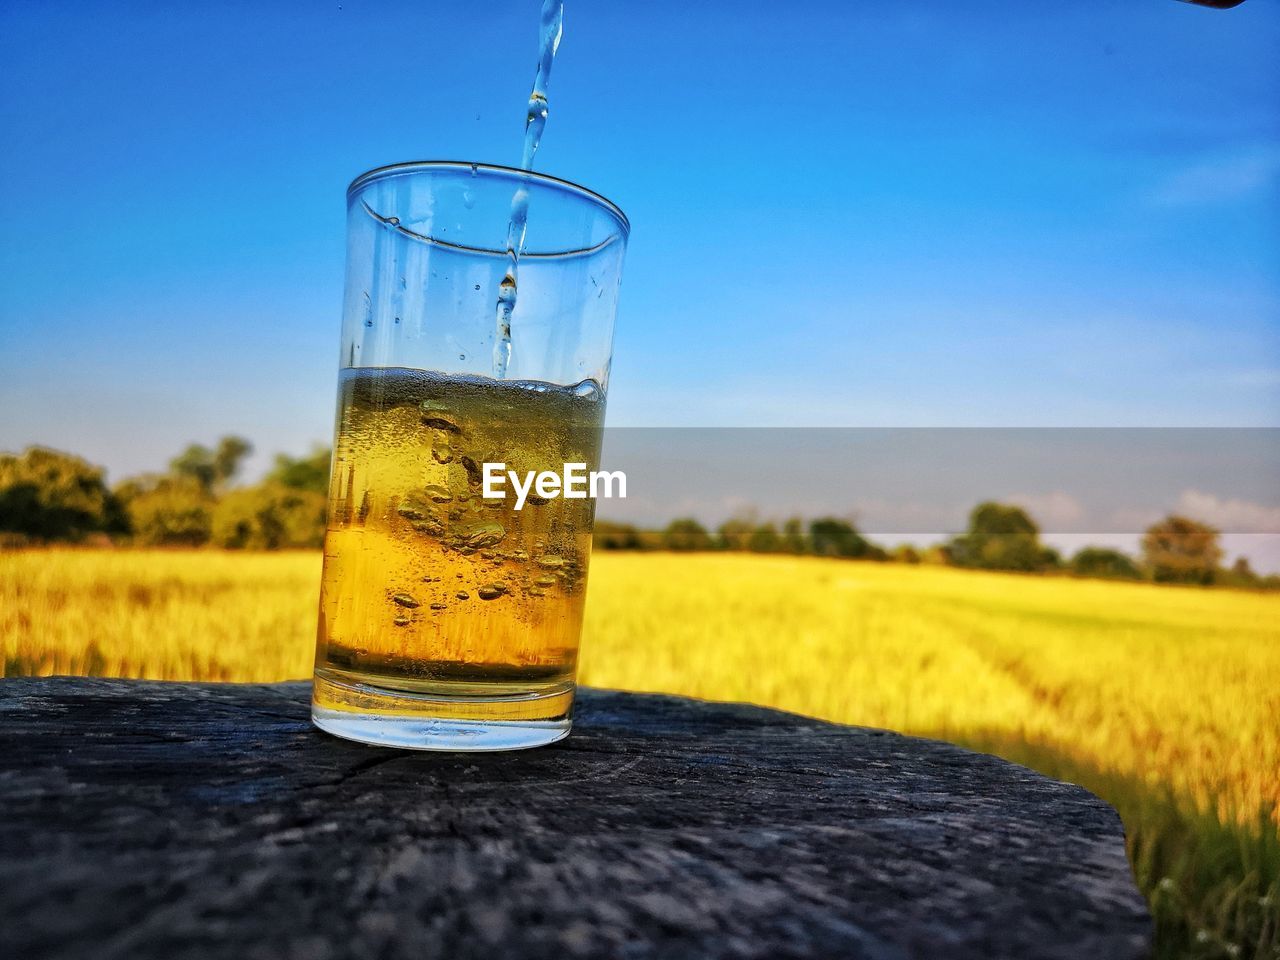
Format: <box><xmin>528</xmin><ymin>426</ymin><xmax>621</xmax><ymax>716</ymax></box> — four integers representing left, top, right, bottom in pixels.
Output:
<box><xmin>421</xmin><ymin>414</ymin><xmax>460</xmax><ymax>433</ymax></box>
<box><xmin>572</xmin><ymin>379</ymin><xmax>603</xmax><ymax>401</ymax></box>
<box><xmin>457</xmin><ymin>522</ymin><xmax>505</xmax><ymax>550</ymax></box>
<box><xmin>392</xmin><ymin>593</ymin><xmax>420</xmax><ymax>608</ymax></box>
<box><xmin>424</xmin><ymin>485</ymin><xmax>452</xmax><ymax>503</ymax></box>
<box><xmin>477</xmin><ymin>584</ymin><xmax>503</xmax><ymax>601</ymax></box>
<box><xmin>536</xmin><ymin>554</ymin><xmax>564</xmax><ymax>569</ymax></box>
<box><xmin>459</xmin><ymin>457</ymin><xmax>482</xmax><ymax>483</ymax></box>
<box><xmin>397</xmin><ymin>502</ymin><xmax>427</xmax><ymax>522</ymax></box>
<box><xmin>456</xmin><ymin>591</ymin><xmax>470</xmax><ymax>600</ymax></box>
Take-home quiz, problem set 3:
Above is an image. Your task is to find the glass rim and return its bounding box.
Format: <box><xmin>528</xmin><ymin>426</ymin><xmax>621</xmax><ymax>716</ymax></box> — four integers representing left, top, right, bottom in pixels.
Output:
<box><xmin>347</xmin><ymin>160</ymin><xmax>630</xmax><ymax>238</ymax></box>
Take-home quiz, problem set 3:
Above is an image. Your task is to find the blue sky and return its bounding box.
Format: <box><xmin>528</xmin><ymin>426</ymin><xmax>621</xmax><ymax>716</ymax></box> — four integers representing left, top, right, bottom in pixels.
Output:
<box><xmin>1</xmin><ymin>0</ymin><xmax>1278</xmax><ymax>484</ymax></box>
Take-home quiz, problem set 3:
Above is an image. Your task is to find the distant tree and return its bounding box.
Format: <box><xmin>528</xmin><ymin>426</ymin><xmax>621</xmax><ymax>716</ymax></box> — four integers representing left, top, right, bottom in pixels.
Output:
<box><xmin>781</xmin><ymin>517</ymin><xmax>808</xmax><ymax>554</ymax></box>
<box><xmin>1232</xmin><ymin>557</ymin><xmax>1255</xmax><ymax>579</ymax></box>
<box><xmin>747</xmin><ymin>522</ymin><xmax>782</xmax><ymax>553</ymax></box>
<box><xmin>809</xmin><ymin>518</ymin><xmax>883</xmax><ymax>560</ymax></box>
<box><xmin>211</xmin><ymin>484</ymin><xmax>326</xmax><ymax>549</ymax></box>
<box><xmin>214</xmin><ymin>436</ymin><xmax>252</xmax><ymax>486</ymax></box>
<box><xmin>267</xmin><ymin>446</ymin><xmax>331</xmax><ymax>494</ymax></box>
<box><xmin>663</xmin><ymin>518</ymin><xmax>713</xmax><ymax>551</ymax></box>
<box><xmin>169</xmin><ymin>436</ymin><xmax>252</xmax><ymax>494</ymax></box>
<box><xmin>716</xmin><ymin>513</ymin><xmax>757</xmax><ymax>551</ymax></box>
<box><xmin>920</xmin><ymin>544</ymin><xmax>951</xmax><ymax>565</ymax></box>
<box><xmin>115</xmin><ymin>476</ymin><xmax>214</xmax><ymax>546</ymax></box>
<box><xmin>892</xmin><ymin>544</ymin><xmax>922</xmax><ymax>565</ymax></box>
<box><xmin>1070</xmin><ymin>547</ymin><xmax>1141</xmax><ymax>581</ymax></box>
<box><xmin>0</xmin><ymin>447</ymin><xmax>123</xmax><ymax>541</ymax></box>
<box><xmin>634</xmin><ymin>528</ymin><xmax>667</xmax><ymax>551</ymax></box>
<box><xmin>1141</xmin><ymin>515</ymin><xmax>1222</xmax><ymax>585</ymax></box>
<box><xmin>167</xmin><ymin>447</ymin><xmax>215</xmax><ymax>491</ymax></box>
<box><xmin>1218</xmin><ymin>556</ymin><xmax>1261</xmax><ymax>590</ymax></box>
<box><xmin>592</xmin><ymin>521</ymin><xmax>643</xmax><ymax>550</ymax></box>
<box><xmin>947</xmin><ymin>502</ymin><xmax>1054</xmax><ymax>572</ymax></box>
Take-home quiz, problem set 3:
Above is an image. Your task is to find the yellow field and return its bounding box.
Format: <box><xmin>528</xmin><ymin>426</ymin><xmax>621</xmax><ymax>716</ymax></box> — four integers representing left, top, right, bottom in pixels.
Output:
<box><xmin>2</xmin><ymin>548</ymin><xmax>1277</xmax><ymax>959</ymax></box>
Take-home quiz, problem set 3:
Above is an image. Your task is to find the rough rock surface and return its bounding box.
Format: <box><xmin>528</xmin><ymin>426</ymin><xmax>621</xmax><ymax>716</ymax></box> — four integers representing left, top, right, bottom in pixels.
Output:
<box><xmin>0</xmin><ymin>677</ymin><xmax>1150</xmax><ymax>960</ymax></box>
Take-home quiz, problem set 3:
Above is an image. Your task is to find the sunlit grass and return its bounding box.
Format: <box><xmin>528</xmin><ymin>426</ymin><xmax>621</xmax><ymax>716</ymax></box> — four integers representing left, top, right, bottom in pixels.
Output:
<box><xmin>2</xmin><ymin>548</ymin><xmax>1277</xmax><ymax>958</ymax></box>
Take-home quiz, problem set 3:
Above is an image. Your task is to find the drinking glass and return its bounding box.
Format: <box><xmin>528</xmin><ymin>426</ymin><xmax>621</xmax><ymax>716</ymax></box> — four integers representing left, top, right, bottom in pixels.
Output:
<box><xmin>311</xmin><ymin>161</ymin><xmax>628</xmax><ymax>750</ymax></box>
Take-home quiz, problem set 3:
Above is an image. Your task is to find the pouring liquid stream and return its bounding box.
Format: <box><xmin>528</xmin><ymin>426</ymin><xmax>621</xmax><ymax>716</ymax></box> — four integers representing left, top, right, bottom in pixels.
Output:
<box><xmin>493</xmin><ymin>0</ymin><xmax>564</xmax><ymax>379</ymax></box>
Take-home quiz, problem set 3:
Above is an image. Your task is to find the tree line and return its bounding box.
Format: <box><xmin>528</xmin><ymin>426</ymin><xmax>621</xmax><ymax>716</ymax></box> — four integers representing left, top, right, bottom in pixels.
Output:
<box><xmin>597</xmin><ymin>504</ymin><xmax>1274</xmax><ymax>590</ymax></box>
<box><xmin>0</xmin><ymin>439</ymin><xmax>329</xmax><ymax>550</ymax></box>
<box><xmin>0</xmin><ymin>440</ymin><xmax>1273</xmax><ymax>589</ymax></box>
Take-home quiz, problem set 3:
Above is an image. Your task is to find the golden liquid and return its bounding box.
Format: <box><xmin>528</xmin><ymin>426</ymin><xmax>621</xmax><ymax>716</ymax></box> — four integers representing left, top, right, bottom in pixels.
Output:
<box><xmin>312</xmin><ymin>367</ymin><xmax>604</xmax><ymax>724</ymax></box>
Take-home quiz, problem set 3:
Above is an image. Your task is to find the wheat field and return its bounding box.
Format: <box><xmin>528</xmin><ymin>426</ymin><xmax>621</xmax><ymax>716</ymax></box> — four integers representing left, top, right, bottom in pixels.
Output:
<box><xmin>2</xmin><ymin>548</ymin><xmax>1277</xmax><ymax>959</ymax></box>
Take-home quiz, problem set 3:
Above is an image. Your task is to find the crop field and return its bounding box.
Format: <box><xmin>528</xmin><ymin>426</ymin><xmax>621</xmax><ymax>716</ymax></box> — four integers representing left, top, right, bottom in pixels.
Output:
<box><xmin>2</xmin><ymin>548</ymin><xmax>1277</xmax><ymax>959</ymax></box>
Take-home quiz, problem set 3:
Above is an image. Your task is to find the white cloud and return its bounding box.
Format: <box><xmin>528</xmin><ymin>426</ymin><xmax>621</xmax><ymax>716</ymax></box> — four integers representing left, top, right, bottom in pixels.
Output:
<box><xmin>1174</xmin><ymin>490</ymin><xmax>1280</xmax><ymax>533</ymax></box>
<box><xmin>1149</xmin><ymin>145</ymin><xmax>1280</xmax><ymax>207</ymax></box>
<box><xmin>1008</xmin><ymin>491</ymin><xmax>1086</xmax><ymax>530</ymax></box>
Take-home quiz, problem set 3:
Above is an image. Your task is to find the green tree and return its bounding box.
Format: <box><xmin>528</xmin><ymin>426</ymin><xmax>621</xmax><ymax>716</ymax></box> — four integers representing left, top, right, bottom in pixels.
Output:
<box><xmin>0</xmin><ymin>447</ymin><xmax>122</xmax><ymax>541</ymax></box>
<box><xmin>169</xmin><ymin>436</ymin><xmax>252</xmax><ymax>494</ymax></box>
<box><xmin>1070</xmin><ymin>547</ymin><xmax>1141</xmax><ymax>581</ymax></box>
<box><xmin>747</xmin><ymin>522</ymin><xmax>782</xmax><ymax>553</ymax></box>
<box><xmin>115</xmin><ymin>475</ymin><xmax>214</xmax><ymax>546</ymax></box>
<box><xmin>211</xmin><ymin>484</ymin><xmax>327</xmax><ymax>549</ymax></box>
<box><xmin>593</xmin><ymin>521</ymin><xmax>643</xmax><ymax>550</ymax></box>
<box><xmin>809</xmin><ymin>518</ymin><xmax>883</xmax><ymax>559</ymax></box>
<box><xmin>892</xmin><ymin>544</ymin><xmax>922</xmax><ymax>564</ymax></box>
<box><xmin>1141</xmin><ymin>515</ymin><xmax>1222</xmax><ymax>585</ymax></box>
<box><xmin>663</xmin><ymin>518</ymin><xmax>713</xmax><ymax>551</ymax></box>
<box><xmin>267</xmin><ymin>446</ymin><xmax>331</xmax><ymax>494</ymax></box>
<box><xmin>1218</xmin><ymin>556</ymin><xmax>1261</xmax><ymax>589</ymax></box>
<box><xmin>947</xmin><ymin>502</ymin><xmax>1054</xmax><ymax>572</ymax></box>
<box><xmin>716</xmin><ymin>513</ymin><xmax>756</xmax><ymax>551</ymax></box>
<box><xmin>781</xmin><ymin>517</ymin><xmax>808</xmax><ymax>554</ymax></box>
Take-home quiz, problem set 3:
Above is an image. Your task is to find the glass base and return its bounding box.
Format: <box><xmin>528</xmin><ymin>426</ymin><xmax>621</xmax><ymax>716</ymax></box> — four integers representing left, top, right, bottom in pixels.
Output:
<box><xmin>311</xmin><ymin>707</ymin><xmax>570</xmax><ymax>751</ymax></box>
<box><xmin>311</xmin><ymin>669</ymin><xmax>573</xmax><ymax>752</ymax></box>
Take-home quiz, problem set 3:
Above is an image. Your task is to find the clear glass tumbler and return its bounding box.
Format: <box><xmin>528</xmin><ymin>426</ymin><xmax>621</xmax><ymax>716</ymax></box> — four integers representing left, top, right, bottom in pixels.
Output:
<box><xmin>311</xmin><ymin>161</ymin><xmax>628</xmax><ymax>750</ymax></box>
